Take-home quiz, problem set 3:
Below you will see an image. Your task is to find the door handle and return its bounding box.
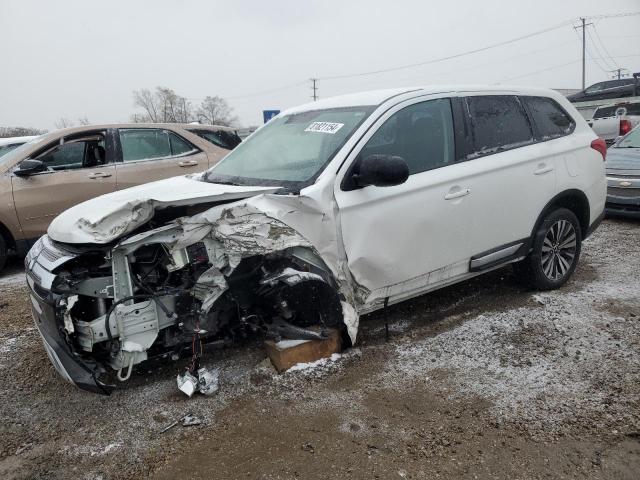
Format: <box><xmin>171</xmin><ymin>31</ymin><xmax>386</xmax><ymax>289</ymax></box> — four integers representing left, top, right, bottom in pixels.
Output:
<box><xmin>534</xmin><ymin>164</ymin><xmax>554</xmax><ymax>175</ymax></box>
<box><xmin>88</xmin><ymin>172</ymin><xmax>112</xmax><ymax>179</ymax></box>
<box><xmin>179</xmin><ymin>160</ymin><xmax>198</xmax><ymax>167</ymax></box>
<box><xmin>444</xmin><ymin>188</ymin><xmax>471</xmax><ymax>200</ymax></box>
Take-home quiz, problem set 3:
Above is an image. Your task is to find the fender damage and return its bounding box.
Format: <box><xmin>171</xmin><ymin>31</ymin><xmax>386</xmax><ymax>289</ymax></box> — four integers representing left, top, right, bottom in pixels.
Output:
<box><xmin>27</xmin><ymin>186</ymin><xmax>366</xmax><ymax>394</ymax></box>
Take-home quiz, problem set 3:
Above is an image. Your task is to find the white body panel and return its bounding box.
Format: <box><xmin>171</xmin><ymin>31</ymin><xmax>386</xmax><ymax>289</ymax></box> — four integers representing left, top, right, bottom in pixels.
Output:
<box><xmin>47</xmin><ymin>85</ymin><xmax>607</xmax><ymax>314</ymax></box>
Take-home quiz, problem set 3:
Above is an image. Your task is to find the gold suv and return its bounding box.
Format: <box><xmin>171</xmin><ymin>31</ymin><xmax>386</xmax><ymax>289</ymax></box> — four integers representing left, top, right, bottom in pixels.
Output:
<box><xmin>0</xmin><ymin>123</ymin><xmax>240</xmax><ymax>270</ymax></box>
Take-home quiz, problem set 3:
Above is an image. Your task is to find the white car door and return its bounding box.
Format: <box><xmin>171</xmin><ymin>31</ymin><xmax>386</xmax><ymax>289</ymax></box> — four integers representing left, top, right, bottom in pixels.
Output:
<box><xmin>334</xmin><ymin>96</ymin><xmax>475</xmax><ymax>307</ymax></box>
<box><xmin>460</xmin><ymin>95</ymin><xmax>560</xmax><ymax>268</ymax></box>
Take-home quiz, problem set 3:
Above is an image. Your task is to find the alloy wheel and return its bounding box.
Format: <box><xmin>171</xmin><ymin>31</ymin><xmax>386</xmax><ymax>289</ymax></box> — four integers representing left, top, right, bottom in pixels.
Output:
<box><xmin>541</xmin><ymin>219</ymin><xmax>577</xmax><ymax>281</ymax></box>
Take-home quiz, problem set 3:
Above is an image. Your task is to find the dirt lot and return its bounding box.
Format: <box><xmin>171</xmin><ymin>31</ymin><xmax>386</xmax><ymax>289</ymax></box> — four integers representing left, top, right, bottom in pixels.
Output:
<box><xmin>1</xmin><ymin>218</ymin><xmax>639</xmax><ymax>479</ymax></box>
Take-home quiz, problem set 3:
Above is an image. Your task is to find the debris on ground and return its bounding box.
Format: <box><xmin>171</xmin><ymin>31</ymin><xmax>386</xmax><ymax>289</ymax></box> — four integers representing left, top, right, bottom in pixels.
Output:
<box><xmin>264</xmin><ymin>328</ymin><xmax>342</xmax><ymax>372</ymax></box>
<box><xmin>159</xmin><ymin>413</ymin><xmax>203</xmax><ymax>434</ymax></box>
<box><xmin>177</xmin><ymin>367</ymin><xmax>220</xmax><ymax>397</ymax></box>
<box><xmin>1</xmin><ymin>220</ymin><xmax>639</xmax><ymax>479</ymax></box>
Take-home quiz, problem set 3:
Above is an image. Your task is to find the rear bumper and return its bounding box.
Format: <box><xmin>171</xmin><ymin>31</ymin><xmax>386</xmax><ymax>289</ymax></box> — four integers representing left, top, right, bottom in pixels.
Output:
<box><xmin>26</xmin><ymin>237</ymin><xmax>113</xmax><ymax>394</ymax></box>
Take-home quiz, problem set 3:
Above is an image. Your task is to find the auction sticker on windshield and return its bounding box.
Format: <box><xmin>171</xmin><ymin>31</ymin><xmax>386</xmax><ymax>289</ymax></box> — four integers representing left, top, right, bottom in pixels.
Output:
<box><xmin>305</xmin><ymin>122</ymin><xmax>344</xmax><ymax>134</ymax></box>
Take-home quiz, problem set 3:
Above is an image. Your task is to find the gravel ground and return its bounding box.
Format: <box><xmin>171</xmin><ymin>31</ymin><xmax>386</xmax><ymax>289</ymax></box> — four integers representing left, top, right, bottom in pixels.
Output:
<box><xmin>0</xmin><ymin>218</ymin><xmax>639</xmax><ymax>479</ymax></box>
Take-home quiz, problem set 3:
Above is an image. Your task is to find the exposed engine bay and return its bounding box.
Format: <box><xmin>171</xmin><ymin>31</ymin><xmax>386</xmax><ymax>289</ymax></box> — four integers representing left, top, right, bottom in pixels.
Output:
<box><xmin>27</xmin><ymin>201</ymin><xmax>359</xmax><ymax>394</ymax></box>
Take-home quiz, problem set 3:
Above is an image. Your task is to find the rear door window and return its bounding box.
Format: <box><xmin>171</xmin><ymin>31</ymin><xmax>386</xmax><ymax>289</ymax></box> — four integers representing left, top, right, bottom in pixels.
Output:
<box><xmin>119</xmin><ymin>129</ymin><xmax>171</xmax><ymax>162</ymax></box>
<box><xmin>522</xmin><ymin>96</ymin><xmax>575</xmax><ymax>140</ymax></box>
<box><xmin>465</xmin><ymin>95</ymin><xmax>533</xmax><ymax>157</ymax></box>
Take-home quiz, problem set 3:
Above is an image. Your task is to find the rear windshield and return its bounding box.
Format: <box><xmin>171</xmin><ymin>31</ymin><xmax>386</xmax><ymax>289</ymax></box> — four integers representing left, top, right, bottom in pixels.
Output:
<box><xmin>188</xmin><ymin>129</ymin><xmax>242</xmax><ymax>150</ymax></box>
<box><xmin>593</xmin><ymin>103</ymin><xmax>640</xmax><ymax>118</ymax></box>
<box><xmin>593</xmin><ymin>106</ymin><xmax>620</xmax><ymax>118</ymax></box>
<box><xmin>595</xmin><ymin>103</ymin><xmax>640</xmax><ymax>118</ymax></box>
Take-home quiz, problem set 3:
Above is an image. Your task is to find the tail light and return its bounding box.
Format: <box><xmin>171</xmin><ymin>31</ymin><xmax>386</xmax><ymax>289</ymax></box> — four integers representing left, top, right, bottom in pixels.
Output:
<box><xmin>620</xmin><ymin>119</ymin><xmax>632</xmax><ymax>136</ymax></box>
<box><xmin>591</xmin><ymin>138</ymin><xmax>607</xmax><ymax>161</ymax></box>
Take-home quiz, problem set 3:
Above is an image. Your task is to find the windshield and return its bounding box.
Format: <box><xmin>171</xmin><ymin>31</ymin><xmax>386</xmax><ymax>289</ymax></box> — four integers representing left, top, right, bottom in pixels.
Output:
<box><xmin>615</xmin><ymin>128</ymin><xmax>640</xmax><ymax>148</ymax></box>
<box><xmin>0</xmin><ymin>143</ymin><xmax>23</xmax><ymax>158</ymax></box>
<box><xmin>205</xmin><ymin>106</ymin><xmax>374</xmax><ymax>189</ymax></box>
<box><xmin>0</xmin><ymin>135</ymin><xmax>45</xmax><ymax>168</ymax></box>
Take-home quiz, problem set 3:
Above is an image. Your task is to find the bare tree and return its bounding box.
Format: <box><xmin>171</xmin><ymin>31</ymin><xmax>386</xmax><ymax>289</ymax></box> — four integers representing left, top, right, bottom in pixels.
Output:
<box><xmin>0</xmin><ymin>126</ymin><xmax>47</xmax><ymax>138</ymax></box>
<box><xmin>197</xmin><ymin>96</ymin><xmax>237</xmax><ymax>126</ymax></box>
<box><xmin>77</xmin><ymin>116</ymin><xmax>91</xmax><ymax>126</ymax></box>
<box><xmin>54</xmin><ymin>117</ymin><xmax>74</xmax><ymax>129</ymax></box>
<box><xmin>132</xmin><ymin>87</ymin><xmax>193</xmax><ymax>123</ymax></box>
<box><xmin>132</xmin><ymin>88</ymin><xmax>160</xmax><ymax>122</ymax></box>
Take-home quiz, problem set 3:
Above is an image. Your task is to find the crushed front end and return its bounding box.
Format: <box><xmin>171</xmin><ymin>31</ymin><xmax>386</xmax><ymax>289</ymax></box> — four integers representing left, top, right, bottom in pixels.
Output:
<box><xmin>27</xmin><ymin>203</ymin><xmax>356</xmax><ymax>394</ymax></box>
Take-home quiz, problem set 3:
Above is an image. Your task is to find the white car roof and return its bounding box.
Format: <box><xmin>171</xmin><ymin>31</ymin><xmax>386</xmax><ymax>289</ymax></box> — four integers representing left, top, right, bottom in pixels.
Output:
<box><xmin>284</xmin><ymin>85</ymin><xmax>561</xmax><ymax>115</ymax></box>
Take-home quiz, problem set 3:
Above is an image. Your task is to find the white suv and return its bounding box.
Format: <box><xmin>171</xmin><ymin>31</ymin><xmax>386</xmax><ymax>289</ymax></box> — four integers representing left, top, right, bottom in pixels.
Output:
<box><xmin>26</xmin><ymin>86</ymin><xmax>606</xmax><ymax>393</ymax></box>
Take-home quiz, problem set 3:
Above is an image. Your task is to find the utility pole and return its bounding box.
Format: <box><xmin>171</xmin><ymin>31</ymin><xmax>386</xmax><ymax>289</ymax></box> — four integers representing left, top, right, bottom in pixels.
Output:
<box><xmin>310</xmin><ymin>78</ymin><xmax>318</xmax><ymax>101</ymax></box>
<box><xmin>574</xmin><ymin>18</ymin><xmax>593</xmax><ymax>90</ymax></box>
<box><xmin>609</xmin><ymin>68</ymin><xmax>629</xmax><ymax>80</ymax></box>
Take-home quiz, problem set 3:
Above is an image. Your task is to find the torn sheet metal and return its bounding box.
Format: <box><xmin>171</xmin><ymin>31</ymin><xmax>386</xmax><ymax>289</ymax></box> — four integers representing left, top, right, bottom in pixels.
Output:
<box><xmin>47</xmin><ymin>175</ymin><xmax>280</xmax><ymax>244</ymax></box>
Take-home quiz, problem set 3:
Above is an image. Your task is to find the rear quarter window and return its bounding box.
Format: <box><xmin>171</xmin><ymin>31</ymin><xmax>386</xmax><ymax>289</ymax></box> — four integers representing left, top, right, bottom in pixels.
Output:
<box><xmin>521</xmin><ymin>96</ymin><xmax>575</xmax><ymax>140</ymax></box>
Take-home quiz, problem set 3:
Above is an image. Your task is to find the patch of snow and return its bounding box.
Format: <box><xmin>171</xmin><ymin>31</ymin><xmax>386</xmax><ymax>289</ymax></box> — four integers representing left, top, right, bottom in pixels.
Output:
<box><xmin>287</xmin><ymin>353</ymin><xmax>342</xmax><ymax>372</ymax></box>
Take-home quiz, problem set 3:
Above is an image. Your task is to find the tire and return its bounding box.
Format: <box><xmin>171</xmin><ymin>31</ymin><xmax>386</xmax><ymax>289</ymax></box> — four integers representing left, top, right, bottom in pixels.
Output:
<box><xmin>0</xmin><ymin>234</ymin><xmax>7</xmax><ymax>273</ymax></box>
<box><xmin>513</xmin><ymin>208</ymin><xmax>582</xmax><ymax>290</ymax></box>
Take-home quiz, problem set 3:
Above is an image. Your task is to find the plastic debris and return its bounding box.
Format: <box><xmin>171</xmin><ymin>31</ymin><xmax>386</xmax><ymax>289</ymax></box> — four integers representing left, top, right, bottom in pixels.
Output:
<box><xmin>182</xmin><ymin>414</ymin><xmax>202</xmax><ymax>427</ymax></box>
<box><xmin>177</xmin><ymin>367</ymin><xmax>220</xmax><ymax>397</ymax></box>
<box><xmin>177</xmin><ymin>371</ymin><xmax>198</xmax><ymax>397</ymax></box>
<box><xmin>197</xmin><ymin>367</ymin><xmax>220</xmax><ymax>396</ymax></box>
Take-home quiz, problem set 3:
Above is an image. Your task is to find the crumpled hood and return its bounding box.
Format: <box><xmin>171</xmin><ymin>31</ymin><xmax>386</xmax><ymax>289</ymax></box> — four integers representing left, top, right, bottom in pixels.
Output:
<box><xmin>47</xmin><ymin>175</ymin><xmax>280</xmax><ymax>244</ymax></box>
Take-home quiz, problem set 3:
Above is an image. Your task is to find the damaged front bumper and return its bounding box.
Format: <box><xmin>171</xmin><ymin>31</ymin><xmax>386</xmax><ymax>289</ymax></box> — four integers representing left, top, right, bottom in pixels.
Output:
<box><xmin>26</xmin><ymin>201</ymin><xmax>361</xmax><ymax>394</ymax></box>
<box><xmin>26</xmin><ymin>237</ymin><xmax>113</xmax><ymax>394</ymax></box>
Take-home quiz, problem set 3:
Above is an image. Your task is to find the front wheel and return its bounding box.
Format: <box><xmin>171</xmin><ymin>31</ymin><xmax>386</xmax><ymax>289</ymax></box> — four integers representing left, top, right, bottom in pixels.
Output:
<box><xmin>0</xmin><ymin>234</ymin><xmax>7</xmax><ymax>273</ymax></box>
<box><xmin>513</xmin><ymin>208</ymin><xmax>582</xmax><ymax>290</ymax></box>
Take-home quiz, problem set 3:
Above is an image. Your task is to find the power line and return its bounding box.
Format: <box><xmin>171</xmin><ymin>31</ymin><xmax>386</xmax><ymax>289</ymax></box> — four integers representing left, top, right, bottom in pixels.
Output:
<box><xmin>213</xmin><ymin>11</ymin><xmax>640</xmax><ymax>102</ymax></box>
<box><xmin>224</xmin><ymin>80</ymin><xmax>308</xmax><ymax>100</ymax></box>
<box><xmin>317</xmin><ymin>12</ymin><xmax>640</xmax><ymax>82</ymax></box>
<box><xmin>586</xmin><ymin>28</ymin><xmax>617</xmax><ymax>70</ymax></box>
<box><xmin>497</xmin><ymin>54</ymin><xmax>640</xmax><ymax>83</ymax></box>
<box><xmin>609</xmin><ymin>68</ymin><xmax>630</xmax><ymax>79</ymax></box>
<box><xmin>318</xmin><ymin>20</ymin><xmax>577</xmax><ymax>81</ymax></box>
<box><xmin>591</xmin><ymin>23</ymin><xmax>621</xmax><ymax>69</ymax></box>
<box><xmin>574</xmin><ymin>18</ymin><xmax>594</xmax><ymax>89</ymax></box>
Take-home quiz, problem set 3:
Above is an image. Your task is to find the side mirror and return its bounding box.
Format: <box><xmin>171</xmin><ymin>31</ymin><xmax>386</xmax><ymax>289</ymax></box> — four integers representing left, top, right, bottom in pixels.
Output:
<box><xmin>15</xmin><ymin>159</ymin><xmax>47</xmax><ymax>177</ymax></box>
<box><xmin>350</xmin><ymin>154</ymin><xmax>409</xmax><ymax>189</ymax></box>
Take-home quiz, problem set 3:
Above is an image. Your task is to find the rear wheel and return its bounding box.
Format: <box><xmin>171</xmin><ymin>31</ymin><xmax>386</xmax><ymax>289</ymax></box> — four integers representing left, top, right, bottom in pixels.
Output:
<box><xmin>514</xmin><ymin>208</ymin><xmax>582</xmax><ymax>290</ymax></box>
<box><xmin>0</xmin><ymin>234</ymin><xmax>7</xmax><ymax>273</ymax></box>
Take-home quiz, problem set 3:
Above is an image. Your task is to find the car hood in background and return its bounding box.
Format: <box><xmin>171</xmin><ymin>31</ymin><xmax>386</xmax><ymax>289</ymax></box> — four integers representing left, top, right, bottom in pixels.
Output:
<box><xmin>605</xmin><ymin>148</ymin><xmax>640</xmax><ymax>175</ymax></box>
<box><xmin>47</xmin><ymin>175</ymin><xmax>280</xmax><ymax>245</ymax></box>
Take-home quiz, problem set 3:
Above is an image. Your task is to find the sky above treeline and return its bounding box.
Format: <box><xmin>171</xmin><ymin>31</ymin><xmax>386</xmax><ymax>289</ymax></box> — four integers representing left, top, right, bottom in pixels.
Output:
<box><xmin>1</xmin><ymin>0</ymin><xmax>639</xmax><ymax>130</ymax></box>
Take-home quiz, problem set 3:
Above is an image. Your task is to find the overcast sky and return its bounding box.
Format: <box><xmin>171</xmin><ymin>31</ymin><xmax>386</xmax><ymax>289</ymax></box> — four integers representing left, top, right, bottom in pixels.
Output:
<box><xmin>1</xmin><ymin>0</ymin><xmax>639</xmax><ymax>130</ymax></box>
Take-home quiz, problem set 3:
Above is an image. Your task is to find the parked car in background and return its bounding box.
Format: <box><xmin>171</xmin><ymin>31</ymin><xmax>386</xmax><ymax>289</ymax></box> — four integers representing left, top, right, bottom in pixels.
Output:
<box><xmin>0</xmin><ymin>123</ymin><xmax>237</xmax><ymax>270</ymax></box>
<box><xmin>0</xmin><ymin>135</ymin><xmax>38</xmax><ymax>158</ymax></box>
<box><xmin>588</xmin><ymin>102</ymin><xmax>640</xmax><ymax>144</ymax></box>
<box><xmin>186</xmin><ymin>124</ymin><xmax>242</xmax><ymax>150</ymax></box>
<box><xmin>605</xmin><ymin>125</ymin><xmax>640</xmax><ymax>218</ymax></box>
<box><xmin>567</xmin><ymin>78</ymin><xmax>639</xmax><ymax>103</ymax></box>
<box><xmin>24</xmin><ymin>86</ymin><xmax>606</xmax><ymax>393</ymax></box>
